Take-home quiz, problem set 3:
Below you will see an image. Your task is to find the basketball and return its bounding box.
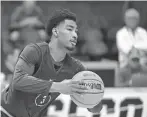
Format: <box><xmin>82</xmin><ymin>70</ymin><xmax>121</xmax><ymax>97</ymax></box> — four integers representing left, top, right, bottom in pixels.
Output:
<box><xmin>71</xmin><ymin>71</ymin><xmax>104</xmax><ymax>108</ymax></box>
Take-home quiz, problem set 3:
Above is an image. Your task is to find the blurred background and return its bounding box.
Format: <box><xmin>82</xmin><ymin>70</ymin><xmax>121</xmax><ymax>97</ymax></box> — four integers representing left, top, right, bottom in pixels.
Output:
<box><xmin>1</xmin><ymin>1</ymin><xmax>147</xmax><ymax>117</ymax></box>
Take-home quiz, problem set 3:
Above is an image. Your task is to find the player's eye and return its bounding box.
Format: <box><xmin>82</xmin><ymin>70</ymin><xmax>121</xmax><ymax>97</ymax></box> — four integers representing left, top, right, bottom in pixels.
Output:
<box><xmin>67</xmin><ymin>28</ymin><xmax>73</xmax><ymax>31</ymax></box>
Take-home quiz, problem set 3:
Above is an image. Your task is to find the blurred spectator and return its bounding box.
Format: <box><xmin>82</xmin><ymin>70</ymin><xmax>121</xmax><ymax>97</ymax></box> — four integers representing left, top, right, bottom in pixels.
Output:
<box><xmin>122</xmin><ymin>0</ymin><xmax>136</xmax><ymax>18</ymax></box>
<box><xmin>116</xmin><ymin>8</ymin><xmax>147</xmax><ymax>68</ymax></box>
<box><xmin>0</xmin><ymin>72</ymin><xmax>5</xmax><ymax>92</ymax></box>
<box><xmin>2</xmin><ymin>48</ymin><xmax>21</xmax><ymax>85</ymax></box>
<box><xmin>81</xmin><ymin>19</ymin><xmax>108</xmax><ymax>61</ymax></box>
<box><xmin>107</xmin><ymin>27</ymin><xmax>120</xmax><ymax>61</ymax></box>
<box><xmin>5</xmin><ymin>48</ymin><xmax>20</xmax><ymax>73</ymax></box>
<box><xmin>116</xmin><ymin>8</ymin><xmax>147</xmax><ymax>87</ymax></box>
<box><xmin>116</xmin><ymin>48</ymin><xmax>147</xmax><ymax>87</ymax></box>
<box><xmin>131</xmin><ymin>73</ymin><xmax>147</xmax><ymax>87</ymax></box>
<box><xmin>9</xmin><ymin>0</ymin><xmax>47</xmax><ymax>49</ymax></box>
<box><xmin>131</xmin><ymin>50</ymin><xmax>147</xmax><ymax>87</ymax></box>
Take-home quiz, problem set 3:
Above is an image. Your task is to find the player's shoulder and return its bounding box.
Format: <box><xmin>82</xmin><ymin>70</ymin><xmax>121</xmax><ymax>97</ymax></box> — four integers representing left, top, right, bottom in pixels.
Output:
<box><xmin>23</xmin><ymin>42</ymin><xmax>48</xmax><ymax>55</ymax></box>
<box><xmin>69</xmin><ymin>56</ymin><xmax>86</xmax><ymax>71</ymax></box>
<box><xmin>24</xmin><ymin>42</ymin><xmax>47</xmax><ymax>49</ymax></box>
<box><xmin>35</xmin><ymin>42</ymin><xmax>48</xmax><ymax>47</ymax></box>
<box><xmin>70</xmin><ymin>56</ymin><xmax>82</xmax><ymax>65</ymax></box>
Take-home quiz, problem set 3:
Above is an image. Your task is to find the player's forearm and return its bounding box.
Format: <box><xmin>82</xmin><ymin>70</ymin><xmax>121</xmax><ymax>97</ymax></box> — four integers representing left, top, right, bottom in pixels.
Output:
<box><xmin>13</xmin><ymin>73</ymin><xmax>53</xmax><ymax>94</ymax></box>
<box><xmin>49</xmin><ymin>82</ymin><xmax>68</xmax><ymax>93</ymax></box>
<box><xmin>49</xmin><ymin>81</ymin><xmax>72</xmax><ymax>94</ymax></box>
<box><xmin>49</xmin><ymin>82</ymin><xmax>61</xmax><ymax>93</ymax></box>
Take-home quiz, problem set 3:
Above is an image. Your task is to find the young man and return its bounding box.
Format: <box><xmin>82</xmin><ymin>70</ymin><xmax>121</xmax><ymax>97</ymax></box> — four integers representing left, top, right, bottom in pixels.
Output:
<box><xmin>1</xmin><ymin>9</ymin><xmax>102</xmax><ymax>117</ymax></box>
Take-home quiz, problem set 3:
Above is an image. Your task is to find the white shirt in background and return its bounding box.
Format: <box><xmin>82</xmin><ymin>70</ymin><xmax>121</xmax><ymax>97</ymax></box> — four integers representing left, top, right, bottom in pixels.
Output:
<box><xmin>116</xmin><ymin>26</ymin><xmax>147</xmax><ymax>67</ymax></box>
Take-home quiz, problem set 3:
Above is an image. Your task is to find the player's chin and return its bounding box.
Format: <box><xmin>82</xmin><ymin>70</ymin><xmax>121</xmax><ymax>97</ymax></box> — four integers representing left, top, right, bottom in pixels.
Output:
<box><xmin>66</xmin><ymin>45</ymin><xmax>76</xmax><ymax>51</ymax></box>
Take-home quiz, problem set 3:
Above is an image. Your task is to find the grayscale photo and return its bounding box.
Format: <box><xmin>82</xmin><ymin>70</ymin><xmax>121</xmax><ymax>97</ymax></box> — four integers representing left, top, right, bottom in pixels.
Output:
<box><xmin>1</xmin><ymin>1</ymin><xmax>147</xmax><ymax>117</ymax></box>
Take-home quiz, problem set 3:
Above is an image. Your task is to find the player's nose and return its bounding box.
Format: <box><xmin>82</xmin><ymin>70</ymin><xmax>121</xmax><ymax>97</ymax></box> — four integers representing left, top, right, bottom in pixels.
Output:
<box><xmin>72</xmin><ymin>31</ymin><xmax>78</xmax><ymax>40</ymax></box>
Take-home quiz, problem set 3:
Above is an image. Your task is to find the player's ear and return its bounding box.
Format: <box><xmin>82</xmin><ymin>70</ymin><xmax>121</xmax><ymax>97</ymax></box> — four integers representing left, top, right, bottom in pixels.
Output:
<box><xmin>52</xmin><ymin>28</ymin><xmax>58</xmax><ymax>37</ymax></box>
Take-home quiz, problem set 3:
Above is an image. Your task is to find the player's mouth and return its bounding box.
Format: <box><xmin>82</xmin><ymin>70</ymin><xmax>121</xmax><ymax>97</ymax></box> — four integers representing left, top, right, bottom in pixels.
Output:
<box><xmin>70</xmin><ymin>40</ymin><xmax>77</xmax><ymax>46</ymax></box>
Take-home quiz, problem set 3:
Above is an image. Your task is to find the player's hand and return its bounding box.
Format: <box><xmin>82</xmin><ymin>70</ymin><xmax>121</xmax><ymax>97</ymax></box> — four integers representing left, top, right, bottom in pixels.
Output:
<box><xmin>66</xmin><ymin>80</ymin><xmax>89</xmax><ymax>95</ymax></box>
<box><xmin>50</xmin><ymin>80</ymin><xmax>88</xmax><ymax>95</ymax></box>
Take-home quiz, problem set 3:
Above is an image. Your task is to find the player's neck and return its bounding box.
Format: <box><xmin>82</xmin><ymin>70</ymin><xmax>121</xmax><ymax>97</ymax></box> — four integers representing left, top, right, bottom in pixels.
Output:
<box><xmin>49</xmin><ymin>40</ymin><xmax>67</xmax><ymax>62</ymax></box>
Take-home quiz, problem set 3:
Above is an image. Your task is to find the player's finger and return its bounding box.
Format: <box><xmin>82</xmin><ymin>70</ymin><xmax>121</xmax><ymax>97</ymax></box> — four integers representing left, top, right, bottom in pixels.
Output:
<box><xmin>71</xmin><ymin>80</ymin><xmax>85</xmax><ymax>84</ymax></box>
<box><xmin>71</xmin><ymin>81</ymin><xmax>80</xmax><ymax>84</ymax></box>
<box><xmin>71</xmin><ymin>88</ymin><xmax>88</xmax><ymax>94</ymax></box>
<box><xmin>79</xmin><ymin>80</ymin><xmax>85</xmax><ymax>85</ymax></box>
<box><xmin>71</xmin><ymin>84</ymin><xmax>88</xmax><ymax>90</ymax></box>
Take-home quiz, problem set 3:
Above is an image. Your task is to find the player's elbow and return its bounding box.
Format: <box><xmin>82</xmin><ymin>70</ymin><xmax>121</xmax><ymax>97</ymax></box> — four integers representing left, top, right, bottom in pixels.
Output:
<box><xmin>12</xmin><ymin>77</ymin><xmax>23</xmax><ymax>90</ymax></box>
<box><xmin>12</xmin><ymin>73</ymin><xmax>27</xmax><ymax>90</ymax></box>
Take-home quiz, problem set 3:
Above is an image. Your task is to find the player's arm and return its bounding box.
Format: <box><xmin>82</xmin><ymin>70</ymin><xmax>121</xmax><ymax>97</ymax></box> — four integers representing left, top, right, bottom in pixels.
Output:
<box><xmin>50</xmin><ymin>59</ymin><xmax>89</xmax><ymax>94</ymax></box>
<box><xmin>13</xmin><ymin>44</ymin><xmax>85</xmax><ymax>95</ymax></box>
<box><xmin>12</xmin><ymin>44</ymin><xmax>53</xmax><ymax>94</ymax></box>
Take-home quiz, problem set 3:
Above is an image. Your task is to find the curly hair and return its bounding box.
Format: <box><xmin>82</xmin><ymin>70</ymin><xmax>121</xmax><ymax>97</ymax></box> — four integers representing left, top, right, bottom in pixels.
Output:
<box><xmin>46</xmin><ymin>9</ymin><xmax>77</xmax><ymax>40</ymax></box>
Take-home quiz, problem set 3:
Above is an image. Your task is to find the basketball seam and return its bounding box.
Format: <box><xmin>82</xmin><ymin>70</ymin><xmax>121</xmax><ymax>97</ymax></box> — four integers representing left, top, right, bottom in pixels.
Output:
<box><xmin>82</xmin><ymin>79</ymin><xmax>104</xmax><ymax>85</ymax></box>
<box><xmin>81</xmin><ymin>91</ymin><xmax>104</xmax><ymax>94</ymax></box>
<box><xmin>71</xmin><ymin>92</ymin><xmax>104</xmax><ymax>105</ymax></box>
<box><xmin>71</xmin><ymin>96</ymin><xmax>102</xmax><ymax>106</ymax></box>
<box><xmin>72</xmin><ymin>72</ymin><xmax>104</xmax><ymax>85</ymax></box>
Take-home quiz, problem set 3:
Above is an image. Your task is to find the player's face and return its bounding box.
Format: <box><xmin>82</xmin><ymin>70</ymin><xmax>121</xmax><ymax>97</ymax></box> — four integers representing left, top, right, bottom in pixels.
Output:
<box><xmin>57</xmin><ymin>19</ymin><xmax>78</xmax><ymax>51</ymax></box>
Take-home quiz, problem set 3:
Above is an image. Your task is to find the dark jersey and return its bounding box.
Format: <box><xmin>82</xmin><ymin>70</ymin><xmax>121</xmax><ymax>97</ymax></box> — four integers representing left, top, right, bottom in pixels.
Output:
<box><xmin>1</xmin><ymin>42</ymin><xmax>85</xmax><ymax>117</ymax></box>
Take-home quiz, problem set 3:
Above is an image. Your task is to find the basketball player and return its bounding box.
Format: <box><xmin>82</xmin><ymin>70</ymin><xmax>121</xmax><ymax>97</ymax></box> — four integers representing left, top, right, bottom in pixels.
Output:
<box><xmin>1</xmin><ymin>9</ymin><xmax>102</xmax><ymax>117</ymax></box>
